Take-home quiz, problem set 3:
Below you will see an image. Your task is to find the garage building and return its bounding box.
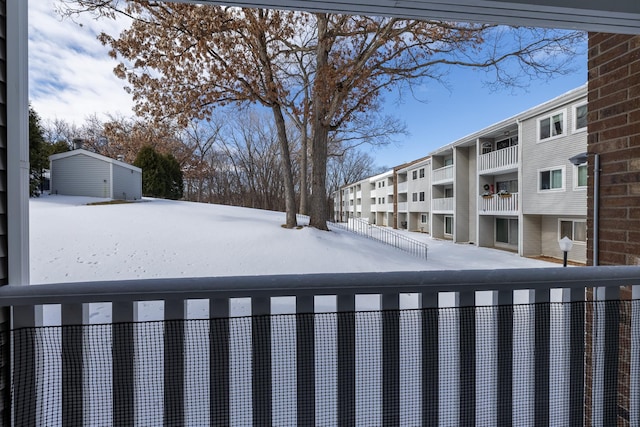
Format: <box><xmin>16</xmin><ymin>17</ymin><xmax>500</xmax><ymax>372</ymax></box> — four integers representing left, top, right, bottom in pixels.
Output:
<box><xmin>49</xmin><ymin>149</ymin><xmax>142</xmax><ymax>200</ymax></box>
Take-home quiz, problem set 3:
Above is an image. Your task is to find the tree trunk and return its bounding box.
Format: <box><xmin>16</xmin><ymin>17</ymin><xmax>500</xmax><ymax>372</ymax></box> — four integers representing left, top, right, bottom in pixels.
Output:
<box><xmin>309</xmin><ymin>126</ymin><xmax>329</xmax><ymax>230</ymax></box>
<box><xmin>271</xmin><ymin>104</ymin><xmax>298</xmax><ymax>228</ymax></box>
<box><xmin>299</xmin><ymin>129</ymin><xmax>308</xmax><ymax>215</ymax></box>
<box><xmin>309</xmin><ymin>14</ymin><xmax>330</xmax><ymax>231</ymax></box>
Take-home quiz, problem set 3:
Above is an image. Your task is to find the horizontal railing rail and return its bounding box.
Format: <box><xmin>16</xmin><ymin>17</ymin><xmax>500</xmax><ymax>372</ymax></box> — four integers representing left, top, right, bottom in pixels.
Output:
<box><xmin>1</xmin><ymin>267</ymin><xmax>639</xmax><ymax>305</ymax></box>
<box><xmin>328</xmin><ymin>217</ymin><xmax>428</xmax><ymax>260</ymax></box>
<box><xmin>2</xmin><ymin>267</ymin><xmax>639</xmax><ymax>427</ymax></box>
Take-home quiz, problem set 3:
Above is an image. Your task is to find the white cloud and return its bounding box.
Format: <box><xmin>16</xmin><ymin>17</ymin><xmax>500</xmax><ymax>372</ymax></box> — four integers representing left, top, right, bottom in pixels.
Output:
<box><xmin>28</xmin><ymin>0</ymin><xmax>134</xmax><ymax>125</ymax></box>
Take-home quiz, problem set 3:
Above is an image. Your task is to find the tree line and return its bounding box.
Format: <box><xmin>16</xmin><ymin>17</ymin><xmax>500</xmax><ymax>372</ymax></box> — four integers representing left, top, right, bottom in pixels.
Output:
<box><xmin>31</xmin><ymin>107</ymin><xmax>383</xmax><ymax>209</ymax></box>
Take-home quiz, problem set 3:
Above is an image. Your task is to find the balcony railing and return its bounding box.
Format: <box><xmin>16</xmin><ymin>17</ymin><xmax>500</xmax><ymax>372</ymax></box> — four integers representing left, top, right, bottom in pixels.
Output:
<box><xmin>432</xmin><ymin>165</ymin><xmax>454</xmax><ymax>184</ymax></box>
<box><xmin>432</xmin><ymin>196</ymin><xmax>454</xmax><ymax>212</ymax></box>
<box><xmin>479</xmin><ymin>192</ymin><xmax>519</xmax><ymax>214</ymax></box>
<box><xmin>397</xmin><ymin>181</ymin><xmax>408</xmax><ymax>193</ymax></box>
<box><xmin>1</xmin><ymin>267</ymin><xmax>639</xmax><ymax>426</ymax></box>
<box><xmin>397</xmin><ymin>201</ymin><xmax>408</xmax><ymax>212</ymax></box>
<box><xmin>478</xmin><ymin>145</ymin><xmax>518</xmax><ymax>173</ymax></box>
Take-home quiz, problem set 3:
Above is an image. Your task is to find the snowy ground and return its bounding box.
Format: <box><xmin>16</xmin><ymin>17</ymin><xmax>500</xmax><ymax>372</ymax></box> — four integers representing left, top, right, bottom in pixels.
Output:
<box><xmin>30</xmin><ymin>194</ymin><xmax>555</xmax><ymax>284</ymax></box>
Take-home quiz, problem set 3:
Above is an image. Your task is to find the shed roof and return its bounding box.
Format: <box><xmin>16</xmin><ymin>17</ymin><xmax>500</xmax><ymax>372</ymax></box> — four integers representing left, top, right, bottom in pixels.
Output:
<box><xmin>49</xmin><ymin>149</ymin><xmax>142</xmax><ymax>173</ymax></box>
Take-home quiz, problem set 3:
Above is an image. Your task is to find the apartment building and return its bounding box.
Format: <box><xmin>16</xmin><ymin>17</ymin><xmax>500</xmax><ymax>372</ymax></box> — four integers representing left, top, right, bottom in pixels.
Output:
<box><xmin>334</xmin><ymin>84</ymin><xmax>588</xmax><ymax>263</ymax></box>
<box><xmin>395</xmin><ymin>157</ymin><xmax>431</xmax><ymax>232</ymax></box>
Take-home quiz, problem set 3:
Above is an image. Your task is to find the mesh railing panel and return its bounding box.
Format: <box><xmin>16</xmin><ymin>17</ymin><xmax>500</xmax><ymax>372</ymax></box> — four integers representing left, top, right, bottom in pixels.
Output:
<box><xmin>6</xmin><ymin>300</ymin><xmax>640</xmax><ymax>426</ymax></box>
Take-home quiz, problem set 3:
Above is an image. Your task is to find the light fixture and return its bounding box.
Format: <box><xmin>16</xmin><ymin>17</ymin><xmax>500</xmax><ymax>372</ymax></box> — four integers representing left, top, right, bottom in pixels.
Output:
<box><xmin>559</xmin><ymin>236</ymin><xmax>573</xmax><ymax>267</ymax></box>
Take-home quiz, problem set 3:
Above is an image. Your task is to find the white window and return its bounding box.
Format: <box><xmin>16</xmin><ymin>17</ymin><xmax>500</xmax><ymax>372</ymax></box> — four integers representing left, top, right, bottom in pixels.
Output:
<box><xmin>444</xmin><ymin>216</ymin><xmax>453</xmax><ymax>235</ymax></box>
<box><xmin>444</xmin><ymin>157</ymin><xmax>453</xmax><ymax>166</ymax></box>
<box><xmin>421</xmin><ymin>214</ymin><xmax>428</xmax><ymax>223</ymax></box>
<box><xmin>419</xmin><ymin>168</ymin><xmax>425</xmax><ymax>178</ymax></box>
<box><xmin>412</xmin><ymin>170</ymin><xmax>417</xmax><ymax>180</ymax></box>
<box><xmin>538</xmin><ymin>110</ymin><xmax>566</xmax><ymax>141</ymax></box>
<box><xmin>539</xmin><ymin>167</ymin><xmax>565</xmax><ymax>191</ymax></box>
<box><xmin>574</xmin><ymin>164</ymin><xmax>587</xmax><ymax>189</ymax></box>
<box><xmin>412</xmin><ymin>192</ymin><xmax>417</xmax><ymax>202</ymax></box>
<box><xmin>419</xmin><ymin>192</ymin><xmax>425</xmax><ymax>202</ymax></box>
<box><xmin>573</xmin><ymin>103</ymin><xmax>587</xmax><ymax>132</ymax></box>
<box><xmin>444</xmin><ymin>187</ymin><xmax>453</xmax><ymax>198</ymax></box>
<box><xmin>559</xmin><ymin>220</ymin><xmax>587</xmax><ymax>243</ymax></box>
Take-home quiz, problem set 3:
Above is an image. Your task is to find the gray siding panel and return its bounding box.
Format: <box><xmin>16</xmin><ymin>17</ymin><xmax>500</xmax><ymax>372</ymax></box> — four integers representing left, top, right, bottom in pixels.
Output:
<box><xmin>454</xmin><ymin>147</ymin><xmax>470</xmax><ymax>242</ymax></box>
<box><xmin>51</xmin><ymin>154</ymin><xmax>111</xmax><ymax>198</ymax></box>
<box><xmin>521</xmin><ymin>99</ymin><xmax>587</xmax><ymax>216</ymax></box>
<box><xmin>468</xmin><ymin>145</ymin><xmax>477</xmax><ymax>244</ymax></box>
<box><xmin>522</xmin><ymin>214</ymin><xmax>542</xmax><ymax>257</ymax></box>
<box><xmin>541</xmin><ymin>215</ymin><xmax>587</xmax><ymax>263</ymax></box>
<box><xmin>113</xmin><ymin>164</ymin><xmax>142</xmax><ymax>200</ymax></box>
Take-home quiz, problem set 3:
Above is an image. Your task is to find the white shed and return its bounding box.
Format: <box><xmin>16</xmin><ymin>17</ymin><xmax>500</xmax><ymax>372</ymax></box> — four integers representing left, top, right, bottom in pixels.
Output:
<box><xmin>49</xmin><ymin>149</ymin><xmax>142</xmax><ymax>200</ymax></box>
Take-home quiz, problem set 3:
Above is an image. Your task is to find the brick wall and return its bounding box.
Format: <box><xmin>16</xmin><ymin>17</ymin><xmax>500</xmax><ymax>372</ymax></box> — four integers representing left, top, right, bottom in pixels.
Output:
<box><xmin>587</xmin><ymin>33</ymin><xmax>640</xmax><ymax>267</ymax></box>
<box><xmin>586</xmin><ymin>32</ymin><xmax>640</xmax><ymax>426</ymax></box>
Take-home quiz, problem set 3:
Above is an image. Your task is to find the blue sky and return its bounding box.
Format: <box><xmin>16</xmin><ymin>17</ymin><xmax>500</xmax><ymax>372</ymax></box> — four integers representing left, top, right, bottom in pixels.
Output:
<box><xmin>369</xmin><ymin>58</ymin><xmax>587</xmax><ymax>167</ymax></box>
<box><xmin>29</xmin><ymin>1</ymin><xmax>587</xmax><ymax>168</ymax></box>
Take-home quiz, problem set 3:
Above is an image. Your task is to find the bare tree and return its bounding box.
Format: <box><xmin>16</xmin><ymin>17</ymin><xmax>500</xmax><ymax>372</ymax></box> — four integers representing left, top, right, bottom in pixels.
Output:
<box><xmin>60</xmin><ymin>1</ymin><xmax>584</xmax><ymax>230</ymax></box>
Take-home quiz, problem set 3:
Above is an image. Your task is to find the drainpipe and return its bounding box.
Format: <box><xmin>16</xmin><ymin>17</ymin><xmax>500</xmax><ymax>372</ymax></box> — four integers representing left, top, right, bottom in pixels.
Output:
<box><xmin>593</xmin><ymin>153</ymin><xmax>600</xmax><ymax>266</ymax></box>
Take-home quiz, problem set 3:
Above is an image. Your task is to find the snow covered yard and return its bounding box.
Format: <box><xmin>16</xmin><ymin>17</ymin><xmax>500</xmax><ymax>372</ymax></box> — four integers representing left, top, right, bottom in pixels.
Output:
<box><xmin>29</xmin><ymin>194</ymin><xmax>554</xmax><ymax>284</ymax></box>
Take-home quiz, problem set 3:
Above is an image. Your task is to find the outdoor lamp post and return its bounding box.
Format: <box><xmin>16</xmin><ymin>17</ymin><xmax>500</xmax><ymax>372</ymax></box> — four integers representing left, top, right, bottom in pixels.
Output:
<box><xmin>559</xmin><ymin>236</ymin><xmax>573</xmax><ymax>267</ymax></box>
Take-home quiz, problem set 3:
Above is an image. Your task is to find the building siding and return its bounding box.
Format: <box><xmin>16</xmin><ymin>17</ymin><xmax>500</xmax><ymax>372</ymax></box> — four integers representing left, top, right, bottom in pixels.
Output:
<box><xmin>521</xmin><ymin>214</ymin><xmax>542</xmax><ymax>257</ymax></box>
<box><xmin>0</xmin><ymin>0</ymin><xmax>7</xmax><ymax>283</ymax></box>
<box><xmin>113</xmin><ymin>163</ymin><xmax>142</xmax><ymax>200</ymax></box>
<box><xmin>51</xmin><ymin>153</ymin><xmax>111</xmax><ymax>198</ymax></box>
<box><xmin>540</xmin><ymin>215</ymin><xmax>587</xmax><ymax>263</ymax></box>
<box><xmin>521</xmin><ymin>93</ymin><xmax>588</xmax><ymax>216</ymax></box>
<box><xmin>454</xmin><ymin>146</ymin><xmax>470</xmax><ymax>242</ymax></box>
<box><xmin>0</xmin><ymin>4</ymin><xmax>9</xmax><ymax>424</ymax></box>
<box><xmin>467</xmin><ymin>145</ymin><xmax>477</xmax><ymax>244</ymax></box>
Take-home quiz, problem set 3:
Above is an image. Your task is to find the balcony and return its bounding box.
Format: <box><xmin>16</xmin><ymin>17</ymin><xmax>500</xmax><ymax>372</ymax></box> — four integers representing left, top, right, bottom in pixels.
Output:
<box><xmin>479</xmin><ymin>192</ymin><xmax>519</xmax><ymax>215</ymax></box>
<box><xmin>432</xmin><ymin>165</ymin><xmax>454</xmax><ymax>184</ymax></box>
<box><xmin>432</xmin><ymin>196</ymin><xmax>454</xmax><ymax>213</ymax></box>
<box><xmin>356</xmin><ymin>190</ymin><xmax>362</xmax><ymax>198</ymax></box>
<box><xmin>397</xmin><ymin>201</ymin><xmax>408</xmax><ymax>212</ymax></box>
<box><xmin>1</xmin><ymin>267</ymin><xmax>639</xmax><ymax>426</ymax></box>
<box><xmin>479</xmin><ymin>145</ymin><xmax>518</xmax><ymax>174</ymax></box>
<box><xmin>397</xmin><ymin>181</ymin><xmax>408</xmax><ymax>193</ymax></box>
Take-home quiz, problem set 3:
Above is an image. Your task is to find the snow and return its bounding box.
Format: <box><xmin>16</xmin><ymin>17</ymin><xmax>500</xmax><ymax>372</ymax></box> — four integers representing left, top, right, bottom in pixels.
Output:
<box><xmin>30</xmin><ymin>194</ymin><xmax>555</xmax><ymax>284</ymax></box>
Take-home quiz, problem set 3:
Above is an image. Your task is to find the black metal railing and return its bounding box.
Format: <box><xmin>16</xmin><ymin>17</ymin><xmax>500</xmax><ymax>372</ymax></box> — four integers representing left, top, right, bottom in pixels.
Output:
<box><xmin>327</xmin><ymin>217</ymin><xmax>428</xmax><ymax>260</ymax></box>
<box><xmin>1</xmin><ymin>266</ymin><xmax>639</xmax><ymax>426</ymax></box>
